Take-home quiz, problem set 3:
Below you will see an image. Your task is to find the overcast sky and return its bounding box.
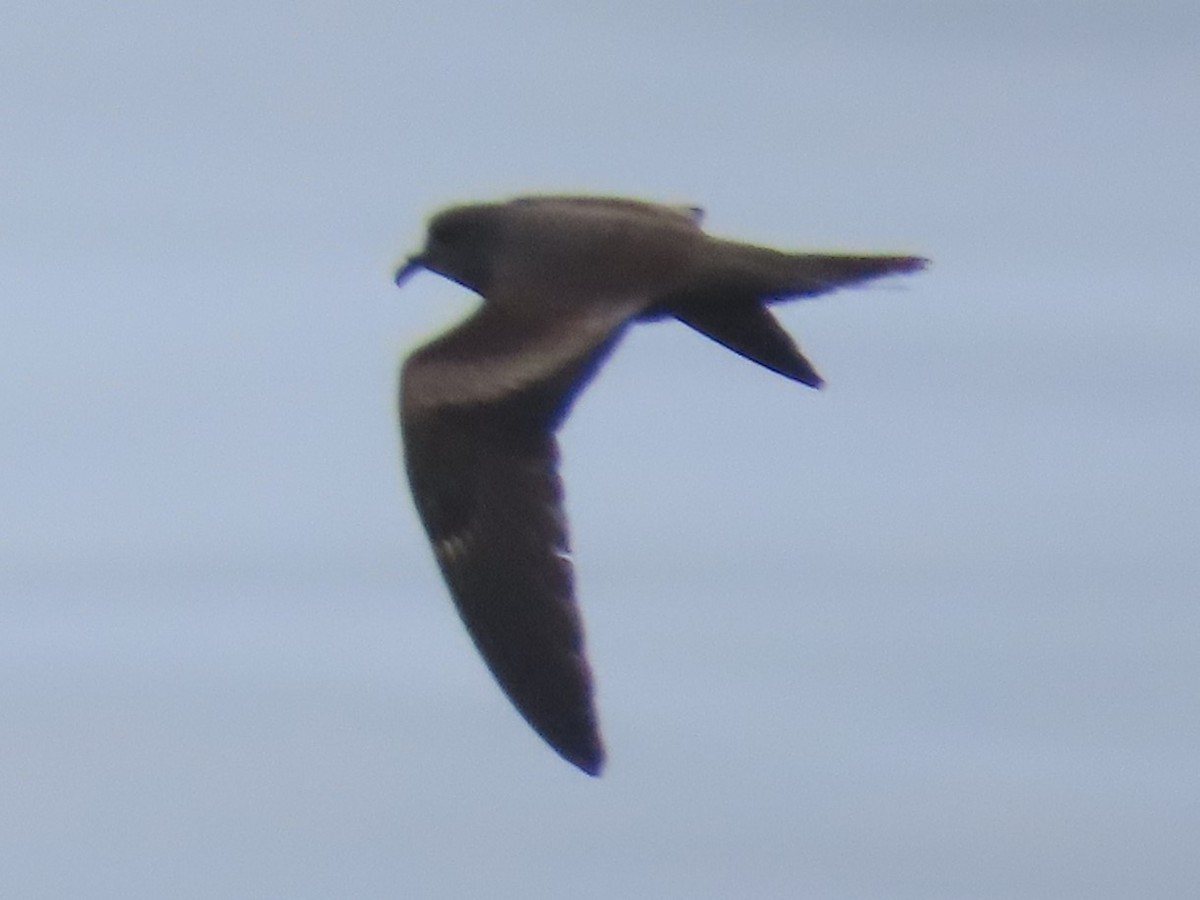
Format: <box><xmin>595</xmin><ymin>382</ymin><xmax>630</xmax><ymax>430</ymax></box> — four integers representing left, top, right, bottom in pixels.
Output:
<box><xmin>3</xmin><ymin>2</ymin><xmax>1199</xmax><ymax>898</ymax></box>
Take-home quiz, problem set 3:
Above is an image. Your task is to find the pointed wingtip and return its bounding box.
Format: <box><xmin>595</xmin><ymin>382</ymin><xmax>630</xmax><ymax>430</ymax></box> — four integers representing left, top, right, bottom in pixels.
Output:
<box><xmin>578</xmin><ymin>755</ymin><xmax>605</xmax><ymax>777</ymax></box>
<box><xmin>790</xmin><ymin>356</ymin><xmax>825</xmax><ymax>389</ymax></box>
<box><xmin>560</xmin><ymin>736</ymin><xmax>606</xmax><ymax>777</ymax></box>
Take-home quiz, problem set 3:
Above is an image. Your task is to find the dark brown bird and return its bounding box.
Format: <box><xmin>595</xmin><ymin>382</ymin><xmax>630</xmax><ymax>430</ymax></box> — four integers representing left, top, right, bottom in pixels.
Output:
<box><xmin>394</xmin><ymin>195</ymin><xmax>926</xmax><ymax>776</ymax></box>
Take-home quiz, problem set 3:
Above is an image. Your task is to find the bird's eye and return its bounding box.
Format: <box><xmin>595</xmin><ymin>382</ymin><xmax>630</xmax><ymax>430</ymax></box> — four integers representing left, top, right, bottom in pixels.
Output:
<box><xmin>430</xmin><ymin>216</ymin><xmax>468</xmax><ymax>247</ymax></box>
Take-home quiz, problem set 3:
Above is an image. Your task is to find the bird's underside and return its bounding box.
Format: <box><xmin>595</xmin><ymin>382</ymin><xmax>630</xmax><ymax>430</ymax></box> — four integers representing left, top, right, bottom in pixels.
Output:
<box><xmin>396</xmin><ymin>196</ymin><xmax>927</xmax><ymax>775</ymax></box>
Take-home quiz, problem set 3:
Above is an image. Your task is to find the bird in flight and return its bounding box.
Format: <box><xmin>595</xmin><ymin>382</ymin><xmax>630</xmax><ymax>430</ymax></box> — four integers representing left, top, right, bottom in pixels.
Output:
<box><xmin>394</xmin><ymin>195</ymin><xmax>927</xmax><ymax>775</ymax></box>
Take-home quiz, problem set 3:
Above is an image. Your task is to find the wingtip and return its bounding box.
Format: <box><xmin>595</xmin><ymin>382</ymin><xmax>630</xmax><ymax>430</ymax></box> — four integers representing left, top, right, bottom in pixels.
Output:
<box><xmin>578</xmin><ymin>756</ymin><xmax>605</xmax><ymax>778</ymax></box>
<box><xmin>562</xmin><ymin>738</ymin><xmax>606</xmax><ymax>777</ymax></box>
<box><xmin>792</xmin><ymin>360</ymin><xmax>825</xmax><ymax>389</ymax></box>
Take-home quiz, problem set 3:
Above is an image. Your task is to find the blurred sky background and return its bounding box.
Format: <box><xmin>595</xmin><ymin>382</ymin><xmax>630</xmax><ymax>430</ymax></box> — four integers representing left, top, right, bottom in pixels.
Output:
<box><xmin>3</xmin><ymin>2</ymin><xmax>1199</xmax><ymax>897</ymax></box>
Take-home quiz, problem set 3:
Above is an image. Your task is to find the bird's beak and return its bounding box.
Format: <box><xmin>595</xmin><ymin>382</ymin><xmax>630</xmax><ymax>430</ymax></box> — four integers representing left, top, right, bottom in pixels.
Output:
<box><xmin>394</xmin><ymin>256</ymin><xmax>424</xmax><ymax>287</ymax></box>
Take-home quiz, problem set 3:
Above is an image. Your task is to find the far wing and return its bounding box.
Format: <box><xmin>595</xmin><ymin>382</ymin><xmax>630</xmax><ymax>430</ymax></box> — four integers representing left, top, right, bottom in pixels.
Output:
<box><xmin>509</xmin><ymin>195</ymin><xmax>704</xmax><ymax>228</ymax></box>
<box><xmin>674</xmin><ymin>251</ymin><xmax>928</xmax><ymax>386</ymax></box>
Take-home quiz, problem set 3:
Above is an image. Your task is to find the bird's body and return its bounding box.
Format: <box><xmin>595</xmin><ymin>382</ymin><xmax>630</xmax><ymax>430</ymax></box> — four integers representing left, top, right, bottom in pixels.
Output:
<box><xmin>394</xmin><ymin>195</ymin><xmax>927</xmax><ymax>775</ymax></box>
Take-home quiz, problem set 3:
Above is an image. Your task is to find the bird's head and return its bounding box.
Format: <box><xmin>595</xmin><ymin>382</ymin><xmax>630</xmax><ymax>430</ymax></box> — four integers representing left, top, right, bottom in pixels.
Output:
<box><xmin>394</xmin><ymin>204</ymin><xmax>502</xmax><ymax>295</ymax></box>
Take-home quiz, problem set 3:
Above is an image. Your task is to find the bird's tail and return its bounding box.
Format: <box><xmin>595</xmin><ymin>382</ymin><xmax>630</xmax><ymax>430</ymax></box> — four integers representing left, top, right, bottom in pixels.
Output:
<box><xmin>727</xmin><ymin>245</ymin><xmax>929</xmax><ymax>301</ymax></box>
<box><xmin>672</xmin><ymin>247</ymin><xmax>927</xmax><ymax>388</ymax></box>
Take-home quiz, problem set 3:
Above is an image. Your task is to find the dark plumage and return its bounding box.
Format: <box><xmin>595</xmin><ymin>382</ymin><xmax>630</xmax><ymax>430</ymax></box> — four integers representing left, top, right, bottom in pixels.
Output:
<box><xmin>394</xmin><ymin>195</ymin><xmax>927</xmax><ymax>775</ymax></box>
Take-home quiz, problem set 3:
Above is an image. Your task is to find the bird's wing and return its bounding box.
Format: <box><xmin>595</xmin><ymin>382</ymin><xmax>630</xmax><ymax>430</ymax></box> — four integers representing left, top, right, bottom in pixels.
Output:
<box><xmin>673</xmin><ymin>251</ymin><xmax>928</xmax><ymax>387</ymax></box>
<box><xmin>400</xmin><ymin>302</ymin><xmax>630</xmax><ymax>776</ymax></box>
<box><xmin>674</xmin><ymin>301</ymin><xmax>826</xmax><ymax>388</ymax></box>
<box><xmin>509</xmin><ymin>195</ymin><xmax>704</xmax><ymax>228</ymax></box>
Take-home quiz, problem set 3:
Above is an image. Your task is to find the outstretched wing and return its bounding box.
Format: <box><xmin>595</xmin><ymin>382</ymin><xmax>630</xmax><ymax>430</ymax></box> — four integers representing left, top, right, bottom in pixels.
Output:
<box><xmin>400</xmin><ymin>303</ymin><xmax>626</xmax><ymax>775</ymax></box>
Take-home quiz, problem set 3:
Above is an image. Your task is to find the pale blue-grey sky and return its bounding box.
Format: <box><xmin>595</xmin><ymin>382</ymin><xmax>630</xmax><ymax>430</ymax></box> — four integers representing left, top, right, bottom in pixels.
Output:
<box><xmin>3</xmin><ymin>2</ymin><xmax>1199</xmax><ymax>897</ymax></box>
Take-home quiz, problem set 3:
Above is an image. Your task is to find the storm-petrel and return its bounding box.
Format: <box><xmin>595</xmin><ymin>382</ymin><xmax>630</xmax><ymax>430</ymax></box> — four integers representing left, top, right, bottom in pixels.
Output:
<box><xmin>394</xmin><ymin>195</ymin><xmax>927</xmax><ymax>775</ymax></box>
